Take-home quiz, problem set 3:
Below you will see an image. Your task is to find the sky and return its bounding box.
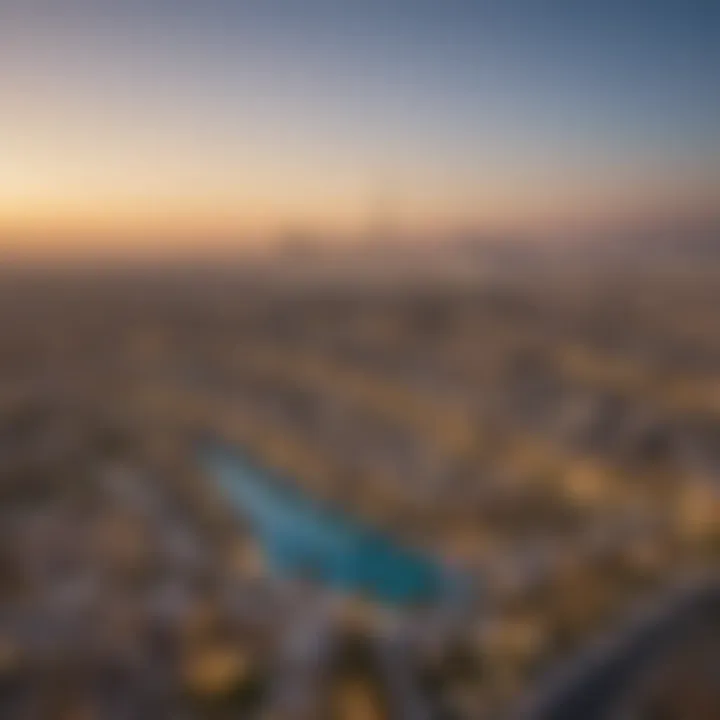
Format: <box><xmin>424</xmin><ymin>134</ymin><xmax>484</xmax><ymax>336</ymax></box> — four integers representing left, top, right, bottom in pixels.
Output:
<box><xmin>1</xmin><ymin>0</ymin><xmax>719</xmax><ymax>259</ymax></box>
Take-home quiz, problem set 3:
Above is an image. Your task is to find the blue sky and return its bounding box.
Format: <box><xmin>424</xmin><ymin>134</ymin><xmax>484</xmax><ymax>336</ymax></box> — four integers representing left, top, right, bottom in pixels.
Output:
<box><xmin>1</xmin><ymin>0</ymin><xmax>718</xmax><ymax>252</ymax></box>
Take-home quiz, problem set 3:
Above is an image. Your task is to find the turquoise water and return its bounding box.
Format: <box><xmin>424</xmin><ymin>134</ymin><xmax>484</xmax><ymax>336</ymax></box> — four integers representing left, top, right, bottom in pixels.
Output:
<box><xmin>200</xmin><ymin>441</ymin><xmax>464</xmax><ymax>606</ymax></box>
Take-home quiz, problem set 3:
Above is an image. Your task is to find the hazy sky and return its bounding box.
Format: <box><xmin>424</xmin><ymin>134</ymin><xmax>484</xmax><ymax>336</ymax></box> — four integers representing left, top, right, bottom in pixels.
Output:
<box><xmin>1</xmin><ymin>0</ymin><xmax>719</xmax><ymax>257</ymax></box>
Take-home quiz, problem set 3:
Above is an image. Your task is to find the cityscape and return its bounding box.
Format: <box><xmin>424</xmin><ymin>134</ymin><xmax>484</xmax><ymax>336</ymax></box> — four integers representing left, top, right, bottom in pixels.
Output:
<box><xmin>1</xmin><ymin>1</ymin><xmax>719</xmax><ymax>717</ymax></box>
<box><xmin>0</xmin><ymin>252</ymin><xmax>718</xmax><ymax>718</ymax></box>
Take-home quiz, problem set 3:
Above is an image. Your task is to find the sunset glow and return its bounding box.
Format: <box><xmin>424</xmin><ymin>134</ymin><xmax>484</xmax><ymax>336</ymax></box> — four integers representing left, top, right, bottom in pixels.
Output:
<box><xmin>1</xmin><ymin>1</ymin><xmax>718</xmax><ymax>259</ymax></box>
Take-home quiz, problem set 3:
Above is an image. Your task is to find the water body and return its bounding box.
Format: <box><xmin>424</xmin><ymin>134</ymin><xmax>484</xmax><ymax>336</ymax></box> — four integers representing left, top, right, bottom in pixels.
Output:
<box><xmin>199</xmin><ymin>440</ymin><xmax>465</xmax><ymax>607</ymax></box>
